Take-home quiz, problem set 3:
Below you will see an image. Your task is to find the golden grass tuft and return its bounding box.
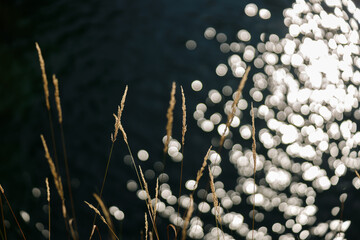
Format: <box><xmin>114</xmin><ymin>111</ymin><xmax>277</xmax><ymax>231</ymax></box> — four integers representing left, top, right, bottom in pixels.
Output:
<box><xmin>195</xmin><ymin>146</ymin><xmax>212</xmax><ymax>185</ymax></box>
<box><xmin>45</xmin><ymin>178</ymin><xmax>51</xmax><ymax>240</ymax></box>
<box><xmin>118</xmin><ymin>86</ymin><xmax>128</xmax><ymax>144</ymax></box>
<box><xmin>35</xmin><ymin>42</ymin><xmax>50</xmax><ymax>110</ymax></box>
<box><xmin>220</xmin><ymin>66</ymin><xmax>250</xmax><ymax>148</ymax></box>
<box><xmin>52</xmin><ymin>74</ymin><xmax>63</xmax><ymax>123</ymax></box>
<box><xmin>180</xmin><ymin>86</ymin><xmax>187</xmax><ymax>148</ymax></box>
<box><xmin>40</xmin><ymin>135</ymin><xmax>65</xmax><ymax>205</ymax></box>
<box><xmin>181</xmin><ymin>195</ymin><xmax>194</xmax><ymax>240</ymax></box>
<box><xmin>45</xmin><ymin>178</ymin><xmax>50</xmax><ymax>202</ymax></box>
<box><xmin>164</xmin><ymin>82</ymin><xmax>176</xmax><ymax>153</ymax></box>
<box><xmin>111</xmin><ymin>112</ymin><xmax>120</xmax><ymax>143</ymax></box>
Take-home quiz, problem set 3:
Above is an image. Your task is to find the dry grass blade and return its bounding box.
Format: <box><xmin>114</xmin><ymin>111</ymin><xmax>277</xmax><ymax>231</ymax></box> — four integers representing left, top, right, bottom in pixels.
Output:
<box><xmin>35</xmin><ymin>42</ymin><xmax>50</xmax><ymax>110</ymax></box>
<box><xmin>52</xmin><ymin>75</ymin><xmax>62</xmax><ymax>123</ymax></box>
<box><xmin>0</xmin><ymin>185</ymin><xmax>7</xmax><ymax>240</ymax></box>
<box><xmin>220</xmin><ymin>66</ymin><xmax>251</xmax><ymax>148</ymax></box>
<box><xmin>0</xmin><ymin>185</ymin><xmax>26</xmax><ymax>240</ymax></box>
<box><xmin>89</xmin><ymin>225</ymin><xmax>96</xmax><ymax>240</ymax></box>
<box><xmin>355</xmin><ymin>170</ymin><xmax>360</xmax><ymax>179</ymax></box>
<box><xmin>93</xmin><ymin>194</ymin><xmax>115</xmax><ymax>240</ymax></box>
<box><xmin>195</xmin><ymin>146</ymin><xmax>212</xmax><ymax>185</ymax></box>
<box><xmin>167</xmin><ymin>224</ymin><xmax>177</xmax><ymax>240</ymax></box>
<box><xmin>45</xmin><ymin>178</ymin><xmax>51</xmax><ymax>240</ymax></box>
<box><xmin>84</xmin><ymin>201</ymin><xmax>119</xmax><ymax>240</ymax></box>
<box><xmin>181</xmin><ymin>195</ymin><xmax>194</xmax><ymax>240</ymax></box>
<box><xmin>95</xmin><ymin>225</ymin><xmax>102</xmax><ymax>240</ymax></box>
<box><xmin>251</xmin><ymin>103</ymin><xmax>256</xmax><ymax>240</ymax></box>
<box><xmin>164</xmin><ymin>82</ymin><xmax>176</xmax><ymax>153</ymax></box>
<box><xmin>145</xmin><ymin>213</ymin><xmax>148</xmax><ymax>240</ymax></box>
<box><xmin>69</xmin><ymin>219</ymin><xmax>77</xmax><ymax>240</ymax></box>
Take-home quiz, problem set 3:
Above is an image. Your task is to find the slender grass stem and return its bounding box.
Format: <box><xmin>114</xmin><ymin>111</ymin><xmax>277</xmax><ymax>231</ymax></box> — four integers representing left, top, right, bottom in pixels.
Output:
<box><xmin>45</xmin><ymin>178</ymin><xmax>51</xmax><ymax>240</ymax></box>
<box><xmin>125</xmin><ymin>144</ymin><xmax>159</xmax><ymax>240</ymax></box>
<box><xmin>0</xmin><ymin>186</ymin><xmax>26</xmax><ymax>240</ymax></box>
<box><xmin>0</xmin><ymin>194</ymin><xmax>6</xmax><ymax>240</ymax></box>
<box><xmin>59</xmin><ymin>123</ymin><xmax>78</xmax><ymax>235</ymax></box>
<box><xmin>0</xmin><ymin>228</ymin><xmax>4</xmax><ymax>240</ymax></box>
<box><xmin>90</xmin><ymin>141</ymin><xmax>115</xmax><ymax>237</ymax></box>
<box><xmin>47</xmin><ymin>111</ymin><xmax>60</xmax><ymax>172</ymax></box>
<box><xmin>95</xmin><ymin>225</ymin><xmax>102</xmax><ymax>240</ymax></box>
<box><xmin>251</xmin><ymin>103</ymin><xmax>256</xmax><ymax>240</ymax></box>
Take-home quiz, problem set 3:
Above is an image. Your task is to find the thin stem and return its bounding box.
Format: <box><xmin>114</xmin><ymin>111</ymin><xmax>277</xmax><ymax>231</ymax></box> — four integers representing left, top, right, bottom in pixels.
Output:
<box><xmin>60</xmin><ymin>123</ymin><xmax>78</xmax><ymax>235</ymax></box>
<box><xmin>125</xmin><ymin>143</ymin><xmax>159</xmax><ymax>240</ymax></box>
<box><xmin>90</xmin><ymin>141</ymin><xmax>115</xmax><ymax>237</ymax></box>
<box><xmin>0</xmin><ymin>190</ymin><xmax>26</xmax><ymax>240</ymax></box>
<box><xmin>47</xmin><ymin>111</ymin><xmax>60</xmax><ymax>172</ymax></box>
<box><xmin>95</xmin><ymin>225</ymin><xmax>102</xmax><ymax>240</ymax></box>
<box><xmin>0</xmin><ymin>195</ymin><xmax>6</xmax><ymax>240</ymax></box>
<box><xmin>47</xmin><ymin>189</ymin><xmax>51</xmax><ymax>240</ymax></box>
<box><xmin>176</xmin><ymin>147</ymin><xmax>184</xmax><ymax>239</ymax></box>
<box><xmin>0</xmin><ymin>228</ymin><xmax>4</xmax><ymax>240</ymax></box>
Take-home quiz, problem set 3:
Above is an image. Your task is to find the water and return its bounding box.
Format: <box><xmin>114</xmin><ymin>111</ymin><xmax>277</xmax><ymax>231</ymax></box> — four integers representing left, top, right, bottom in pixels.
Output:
<box><xmin>2</xmin><ymin>0</ymin><xmax>360</xmax><ymax>239</ymax></box>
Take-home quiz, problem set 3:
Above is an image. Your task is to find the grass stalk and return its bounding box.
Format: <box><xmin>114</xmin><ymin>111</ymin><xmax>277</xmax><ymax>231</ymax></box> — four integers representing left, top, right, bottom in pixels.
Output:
<box><xmin>177</xmin><ymin>86</ymin><xmax>187</xmax><ymax>229</ymax></box>
<box><xmin>84</xmin><ymin>201</ymin><xmax>119</xmax><ymax>240</ymax></box>
<box><xmin>0</xmin><ymin>185</ymin><xmax>26</xmax><ymax>240</ymax></box>
<box><xmin>53</xmin><ymin>74</ymin><xmax>78</xmax><ymax>236</ymax></box>
<box><xmin>0</xmin><ymin>228</ymin><xmax>4</xmax><ymax>240</ymax></box>
<box><xmin>145</xmin><ymin>213</ymin><xmax>148</xmax><ymax>240</ymax></box>
<box><xmin>251</xmin><ymin>103</ymin><xmax>256</xmax><ymax>240</ymax></box>
<box><xmin>35</xmin><ymin>43</ymin><xmax>60</xmax><ymax>172</ymax></box>
<box><xmin>181</xmin><ymin>195</ymin><xmax>193</xmax><ymax>240</ymax></box>
<box><xmin>0</xmin><ymin>193</ymin><xmax>6</xmax><ymax>240</ymax></box>
<box><xmin>93</xmin><ymin>194</ymin><xmax>115</xmax><ymax>240</ymax></box>
<box><xmin>219</xmin><ymin>66</ymin><xmax>250</xmax><ymax>150</ymax></box>
<box><xmin>90</xmin><ymin>141</ymin><xmax>115</xmax><ymax>235</ymax></box>
<box><xmin>95</xmin><ymin>225</ymin><xmax>103</xmax><ymax>240</ymax></box>
<box><xmin>164</xmin><ymin>82</ymin><xmax>176</xmax><ymax>154</ymax></box>
<box><xmin>89</xmin><ymin>225</ymin><xmax>96</xmax><ymax>240</ymax></box>
<box><xmin>355</xmin><ymin>170</ymin><xmax>360</xmax><ymax>179</ymax></box>
<box><xmin>40</xmin><ymin>135</ymin><xmax>76</xmax><ymax>239</ymax></box>
<box><xmin>45</xmin><ymin>178</ymin><xmax>51</xmax><ymax>240</ymax></box>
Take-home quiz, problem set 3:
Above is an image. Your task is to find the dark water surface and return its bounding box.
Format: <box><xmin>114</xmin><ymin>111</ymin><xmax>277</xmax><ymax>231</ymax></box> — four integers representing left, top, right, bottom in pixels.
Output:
<box><xmin>2</xmin><ymin>0</ymin><xmax>360</xmax><ymax>239</ymax></box>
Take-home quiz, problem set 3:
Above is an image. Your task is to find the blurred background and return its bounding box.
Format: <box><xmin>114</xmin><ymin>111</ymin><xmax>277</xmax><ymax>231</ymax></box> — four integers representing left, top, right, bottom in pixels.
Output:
<box><xmin>2</xmin><ymin>0</ymin><xmax>360</xmax><ymax>239</ymax></box>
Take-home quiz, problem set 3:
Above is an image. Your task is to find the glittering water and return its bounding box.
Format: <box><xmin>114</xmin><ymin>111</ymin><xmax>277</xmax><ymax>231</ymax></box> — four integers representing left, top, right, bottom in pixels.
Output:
<box><xmin>125</xmin><ymin>0</ymin><xmax>360</xmax><ymax>239</ymax></box>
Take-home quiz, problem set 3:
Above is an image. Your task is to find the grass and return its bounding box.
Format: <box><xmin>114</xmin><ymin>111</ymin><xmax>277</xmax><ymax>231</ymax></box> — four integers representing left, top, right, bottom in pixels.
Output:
<box><xmin>1</xmin><ymin>42</ymin><xmax>357</xmax><ymax>240</ymax></box>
